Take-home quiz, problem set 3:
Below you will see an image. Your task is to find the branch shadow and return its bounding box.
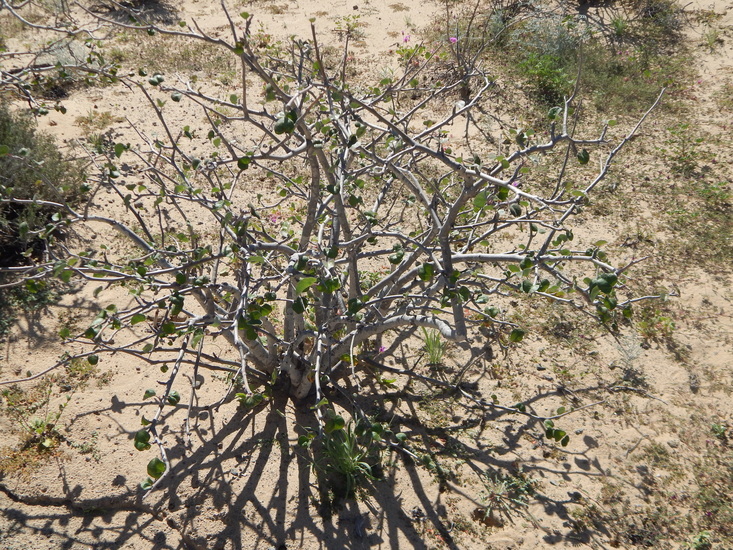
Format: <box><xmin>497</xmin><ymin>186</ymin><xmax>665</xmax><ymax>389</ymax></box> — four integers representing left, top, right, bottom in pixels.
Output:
<box><xmin>0</xmin><ymin>340</ymin><xmax>664</xmax><ymax>550</ymax></box>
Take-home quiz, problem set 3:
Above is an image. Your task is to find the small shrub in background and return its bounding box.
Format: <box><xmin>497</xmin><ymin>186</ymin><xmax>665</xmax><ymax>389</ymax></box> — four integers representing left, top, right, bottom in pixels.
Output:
<box><xmin>0</xmin><ymin>103</ymin><xmax>84</xmax><ymax>267</ymax></box>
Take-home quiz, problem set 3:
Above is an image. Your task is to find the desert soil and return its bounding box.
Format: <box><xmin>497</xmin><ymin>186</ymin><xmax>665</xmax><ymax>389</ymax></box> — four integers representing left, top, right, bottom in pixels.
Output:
<box><xmin>1</xmin><ymin>0</ymin><xmax>732</xmax><ymax>549</ymax></box>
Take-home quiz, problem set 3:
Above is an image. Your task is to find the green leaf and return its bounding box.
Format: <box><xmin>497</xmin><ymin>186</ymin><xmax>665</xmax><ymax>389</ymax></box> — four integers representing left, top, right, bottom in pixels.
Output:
<box><xmin>87</xmin><ymin>355</ymin><xmax>99</xmax><ymax>366</ymax></box>
<box><xmin>291</xmin><ymin>297</ymin><xmax>308</xmax><ymax>314</ymax></box>
<box><xmin>519</xmin><ymin>256</ymin><xmax>533</xmax><ymax>270</ymax></box>
<box><xmin>319</xmin><ymin>277</ymin><xmax>341</xmax><ymax>293</ymax></box>
<box><xmin>143</xmin><ymin>389</ymin><xmax>156</xmax><ymax>399</ymax></box>
<box><xmin>59</xmin><ymin>327</ymin><xmax>70</xmax><ymax>339</ymax></box>
<box><xmin>298</xmin><ymin>433</ymin><xmax>314</xmax><ymax>448</ymax></box>
<box><xmin>473</xmin><ymin>191</ymin><xmax>487</xmax><ymax>210</ymax></box>
<box><xmin>577</xmin><ymin>149</ymin><xmax>590</xmax><ymax>165</ymax></box>
<box><xmin>147</xmin><ymin>457</ymin><xmax>166</xmax><ymax>479</ymax></box>
<box><xmin>295</xmin><ymin>277</ymin><xmax>317</xmax><ymax>294</ymax></box>
<box><xmin>325</xmin><ymin>415</ymin><xmax>345</xmax><ymax>434</ymax></box>
<box><xmin>140</xmin><ymin>477</ymin><xmax>154</xmax><ymax>490</ymax></box>
<box><xmin>509</xmin><ymin>328</ymin><xmax>526</xmax><ymax>343</ymax></box>
<box><xmin>169</xmin><ymin>293</ymin><xmax>184</xmax><ymax>316</ymax></box>
<box><xmin>347</xmin><ymin>298</ymin><xmax>363</xmax><ymax>315</ymax></box>
<box><xmin>417</xmin><ymin>263</ymin><xmax>435</xmax><ymax>282</ymax></box>
<box><xmin>134</xmin><ymin>429</ymin><xmax>151</xmax><ymax>451</ymax></box>
<box><xmin>167</xmin><ymin>391</ymin><xmax>181</xmax><ymax>406</ymax></box>
<box><xmin>236</xmin><ymin>393</ymin><xmax>264</xmax><ymax>408</ymax></box>
<box><xmin>520</xmin><ymin>280</ymin><xmax>535</xmax><ymax>293</ymax></box>
<box><xmin>131</xmin><ymin>314</ymin><xmax>147</xmax><ymax>325</ymax></box>
<box><xmin>59</xmin><ymin>269</ymin><xmax>73</xmax><ymax>283</ymax></box>
<box><xmin>114</xmin><ymin>143</ymin><xmax>126</xmax><ymax>158</ymax></box>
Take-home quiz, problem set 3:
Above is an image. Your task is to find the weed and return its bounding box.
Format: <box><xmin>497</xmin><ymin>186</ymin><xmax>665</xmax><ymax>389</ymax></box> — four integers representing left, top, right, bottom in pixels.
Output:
<box><xmin>75</xmin><ymin>110</ymin><xmax>121</xmax><ymax>133</ymax></box>
<box><xmin>477</xmin><ymin>468</ymin><xmax>539</xmax><ymax>524</ymax></box>
<box><xmin>333</xmin><ymin>15</ymin><xmax>365</xmax><ymax>42</ymax></box>
<box><xmin>517</xmin><ymin>52</ymin><xmax>572</xmax><ymax>106</ymax></box>
<box><xmin>316</xmin><ymin>415</ymin><xmax>381</xmax><ymax>499</ymax></box>
<box><xmin>701</xmin><ymin>27</ymin><xmax>721</xmax><ymax>52</ymax></box>
<box><xmin>640</xmin><ymin>442</ymin><xmax>673</xmax><ymax>468</ymax></box>
<box><xmin>68</xmin><ymin>431</ymin><xmax>102</xmax><ymax>462</ymax></box>
<box><xmin>0</xmin><ymin>355</ymin><xmax>104</xmax><ymax>474</ymax></box>
<box><xmin>693</xmin><ymin>440</ymin><xmax>733</xmax><ymax>538</ymax></box>
<box><xmin>1</xmin><ymin>381</ymin><xmax>67</xmax><ymax>451</ymax></box>
<box><xmin>714</xmin><ymin>79</ymin><xmax>733</xmax><ymax>111</ymax></box>
<box><xmin>421</xmin><ymin>327</ymin><xmax>446</xmax><ymax>367</ymax></box>
<box><xmin>660</xmin><ymin>124</ymin><xmax>713</xmax><ymax>178</ymax></box>
<box><xmin>711</xmin><ymin>423</ymin><xmax>729</xmax><ymax>444</ymax></box>
<box><xmin>686</xmin><ymin>530</ymin><xmax>713</xmax><ymax>550</ymax></box>
<box><xmin>635</xmin><ymin>303</ymin><xmax>676</xmax><ymax>344</ymax></box>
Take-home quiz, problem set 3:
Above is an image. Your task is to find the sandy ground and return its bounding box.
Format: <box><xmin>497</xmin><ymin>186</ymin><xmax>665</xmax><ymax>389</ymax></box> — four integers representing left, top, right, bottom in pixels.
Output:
<box><xmin>1</xmin><ymin>0</ymin><xmax>732</xmax><ymax>548</ymax></box>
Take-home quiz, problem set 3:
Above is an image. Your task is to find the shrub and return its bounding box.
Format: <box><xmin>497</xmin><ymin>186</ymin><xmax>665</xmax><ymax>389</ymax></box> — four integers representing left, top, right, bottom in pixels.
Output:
<box><xmin>0</xmin><ymin>103</ymin><xmax>84</xmax><ymax>267</ymax></box>
<box><xmin>0</xmin><ymin>5</ymin><xmax>663</xmax><ymax>506</ymax></box>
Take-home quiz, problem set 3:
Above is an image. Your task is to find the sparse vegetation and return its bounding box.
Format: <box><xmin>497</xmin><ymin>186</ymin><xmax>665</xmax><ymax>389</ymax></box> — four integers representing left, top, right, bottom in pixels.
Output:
<box><xmin>0</xmin><ymin>0</ymin><xmax>731</xmax><ymax>548</ymax></box>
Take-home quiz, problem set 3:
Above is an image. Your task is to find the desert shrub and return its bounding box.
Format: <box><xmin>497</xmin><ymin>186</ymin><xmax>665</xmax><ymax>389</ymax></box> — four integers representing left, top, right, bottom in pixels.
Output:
<box><xmin>0</xmin><ymin>4</ymin><xmax>664</xmax><ymax>509</ymax></box>
<box><xmin>0</xmin><ymin>103</ymin><xmax>84</xmax><ymax>266</ymax></box>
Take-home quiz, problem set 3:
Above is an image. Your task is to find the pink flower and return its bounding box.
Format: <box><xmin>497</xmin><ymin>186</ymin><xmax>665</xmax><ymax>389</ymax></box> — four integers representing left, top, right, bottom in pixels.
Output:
<box><xmin>449</xmin><ymin>37</ymin><xmax>457</xmax><ymax>43</ymax></box>
<box><xmin>403</xmin><ymin>34</ymin><xmax>411</xmax><ymax>43</ymax></box>
<box><xmin>379</xmin><ymin>346</ymin><xmax>386</xmax><ymax>353</ymax></box>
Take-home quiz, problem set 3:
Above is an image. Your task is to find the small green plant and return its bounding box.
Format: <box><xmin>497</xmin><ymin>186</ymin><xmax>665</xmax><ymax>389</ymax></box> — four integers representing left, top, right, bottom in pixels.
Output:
<box><xmin>422</xmin><ymin>327</ymin><xmax>446</xmax><ymax>367</ymax></box>
<box><xmin>711</xmin><ymin>423</ymin><xmax>729</xmax><ymax>444</ymax></box>
<box><xmin>702</xmin><ymin>26</ymin><xmax>721</xmax><ymax>52</ymax></box>
<box><xmin>1</xmin><ymin>381</ymin><xmax>68</xmax><ymax>451</ymax></box>
<box><xmin>661</xmin><ymin>124</ymin><xmax>711</xmax><ymax>177</ymax></box>
<box><xmin>610</xmin><ymin>16</ymin><xmax>629</xmax><ymax>40</ymax></box>
<box><xmin>333</xmin><ymin>14</ymin><xmax>365</xmax><ymax>42</ymax></box>
<box><xmin>478</xmin><ymin>469</ymin><xmax>539</xmax><ymax>524</ymax></box>
<box><xmin>75</xmin><ymin>110</ymin><xmax>120</xmax><ymax>133</ymax></box>
<box><xmin>517</xmin><ymin>52</ymin><xmax>572</xmax><ymax>106</ymax></box>
<box><xmin>687</xmin><ymin>530</ymin><xmax>713</xmax><ymax>550</ymax></box>
<box><xmin>318</xmin><ymin>415</ymin><xmax>381</xmax><ymax>498</ymax></box>
<box><xmin>635</xmin><ymin>304</ymin><xmax>676</xmax><ymax>343</ymax></box>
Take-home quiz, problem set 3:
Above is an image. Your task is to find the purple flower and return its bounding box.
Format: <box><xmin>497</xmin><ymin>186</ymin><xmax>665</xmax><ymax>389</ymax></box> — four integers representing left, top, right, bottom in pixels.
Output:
<box><xmin>378</xmin><ymin>346</ymin><xmax>386</xmax><ymax>353</ymax></box>
<box><xmin>403</xmin><ymin>34</ymin><xmax>411</xmax><ymax>43</ymax></box>
<box><xmin>449</xmin><ymin>37</ymin><xmax>457</xmax><ymax>44</ymax></box>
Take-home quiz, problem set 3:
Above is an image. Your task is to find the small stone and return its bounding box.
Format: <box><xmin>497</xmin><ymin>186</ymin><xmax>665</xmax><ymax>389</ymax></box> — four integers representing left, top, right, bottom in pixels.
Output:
<box><xmin>667</xmin><ymin>439</ymin><xmax>680</xmax><ymax>449</ymax></box>
<box><xmin>575</xmin><ymin>429</ymin><xmax>584</xmax><ymax>435</ymax></box>
<box><xmin>536</xmin><ymin>363</ymin><xmax>546</xmax><ymax>371</ymax></box>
